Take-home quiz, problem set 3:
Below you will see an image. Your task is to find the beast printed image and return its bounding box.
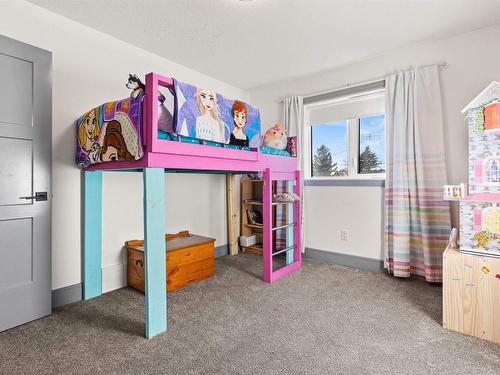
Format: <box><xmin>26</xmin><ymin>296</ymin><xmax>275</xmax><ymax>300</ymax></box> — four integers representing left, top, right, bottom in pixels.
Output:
<box><xmin>76</xmin><ymin>94</ymin><xmax>144</xmax><ymax>167</ymax></box>
<box><xmin>174</xmin><ymin>80</ymin><xmax>260</xmax><ymax>146</ymax></box>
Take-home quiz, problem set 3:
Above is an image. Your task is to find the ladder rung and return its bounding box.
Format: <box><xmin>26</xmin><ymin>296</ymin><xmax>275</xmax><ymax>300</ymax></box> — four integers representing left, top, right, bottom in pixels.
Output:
<box><xmin>272</xmin><ymin>223</ymin><xmax>296</xmax><ymax>231</ymax></box>
<box><xmin>272</xmin><ymin>245</ymin><xmax>296</xmax><ymax>256</ymax></box>
<box><xmin>243</xmin><ymin>200</ymin><xmax>295</xmax><ymax>206</ymax></box>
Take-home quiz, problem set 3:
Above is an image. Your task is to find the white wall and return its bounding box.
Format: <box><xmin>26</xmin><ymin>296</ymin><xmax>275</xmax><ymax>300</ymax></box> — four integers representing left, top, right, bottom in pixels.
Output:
<box><xmin>1</xmin><ymin>1</ymin><xmax>249</xmax><ymax>291</ymax></box>
<box><xmin>250</xmin><ymin>24</ymin><xmax>500</xmax><ymax>260</ymax></box>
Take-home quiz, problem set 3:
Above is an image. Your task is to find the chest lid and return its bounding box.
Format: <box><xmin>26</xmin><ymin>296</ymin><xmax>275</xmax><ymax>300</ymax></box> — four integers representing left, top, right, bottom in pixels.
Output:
<box><xmin>126</xmin><ymin>230</ymin><xmax>215</xmax><ymax>253</ymax></box>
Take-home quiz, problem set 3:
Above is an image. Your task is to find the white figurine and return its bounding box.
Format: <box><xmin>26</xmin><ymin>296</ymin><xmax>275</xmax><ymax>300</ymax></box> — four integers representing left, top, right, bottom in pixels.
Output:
<box><xmin>448</xmin><ymin>228</ymin><xmax>458</xmax><ymax>248</ymax></box>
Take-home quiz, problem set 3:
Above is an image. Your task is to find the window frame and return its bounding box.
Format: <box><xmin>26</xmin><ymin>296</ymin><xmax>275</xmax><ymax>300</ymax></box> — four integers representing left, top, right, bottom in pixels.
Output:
<box><xmin>304</xmin><ymin>102</ymin><xmax>386</xmax><ymax>182</ymax></box>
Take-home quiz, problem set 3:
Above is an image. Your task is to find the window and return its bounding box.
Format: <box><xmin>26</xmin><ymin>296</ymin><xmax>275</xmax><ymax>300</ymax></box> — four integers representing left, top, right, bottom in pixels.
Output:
<box><xmin>311</xmin><ymin>121</ymin><xmax>348</xmax><ymax>177</ymax></box>
<box><xmin>359</xmin><ymin>115</ymin><xmax>385</xmax><ymax>174</ymax></box>
<box><xmin>305</xmin><ymin>86</ymin><xmax>385</xmax><ymax>180</ymax></box>
<box><xmin>486</xmin><ymin>159</ymin><xmax>500</xmax><ymax>183</ymax></box>
<box><xmin>484</xmin><ymin>102</ymin><xmax>500</xmax><ymax>131</ymax></box>
<box><xmin>483</xmin><ymin>206</ymin><xmax>500</xmax><ymax>234</ymax></box>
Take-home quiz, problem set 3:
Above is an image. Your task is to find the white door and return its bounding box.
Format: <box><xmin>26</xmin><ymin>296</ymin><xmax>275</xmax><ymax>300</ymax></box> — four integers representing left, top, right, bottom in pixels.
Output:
<box><xmin>0</xmin><ymin>35</ymin><xmax>52</xmax><ymax>331</ymax></box>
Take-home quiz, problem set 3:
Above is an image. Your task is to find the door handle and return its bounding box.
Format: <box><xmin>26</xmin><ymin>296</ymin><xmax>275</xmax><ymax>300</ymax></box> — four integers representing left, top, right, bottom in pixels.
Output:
<box><xmin>19</xmin><ymin>192</ymin><xmax>48</xmax><ymax>201</ymax></box>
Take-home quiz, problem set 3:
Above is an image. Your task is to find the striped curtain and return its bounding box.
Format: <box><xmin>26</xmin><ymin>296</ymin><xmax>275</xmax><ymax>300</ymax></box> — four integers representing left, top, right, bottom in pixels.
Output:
<box><xmin>385</xmin><ymin>65</ymin><xmax>451</xmax><ymax>282</ymax></box>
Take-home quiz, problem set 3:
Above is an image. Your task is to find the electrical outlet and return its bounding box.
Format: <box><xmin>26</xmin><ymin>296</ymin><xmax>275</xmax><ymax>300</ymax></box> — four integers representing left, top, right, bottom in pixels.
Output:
<box><xmin>341</xmin><ymin>230</ymin><xmax>348</xmax><ymax>241</ymax></box>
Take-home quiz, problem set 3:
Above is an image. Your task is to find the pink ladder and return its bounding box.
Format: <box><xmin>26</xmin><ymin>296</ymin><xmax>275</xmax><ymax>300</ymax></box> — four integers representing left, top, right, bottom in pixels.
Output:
<box><xmin>262</xmin><ymin>168</ymin><xmax>302</xmax><ymax>283</ymax></box>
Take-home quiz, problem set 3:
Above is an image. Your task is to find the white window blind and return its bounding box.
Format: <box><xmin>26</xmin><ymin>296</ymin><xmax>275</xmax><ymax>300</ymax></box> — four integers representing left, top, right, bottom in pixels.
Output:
<box><xmin>307</xmin><ymin>91</ymin><xmax>384</xmax><ymax>126</ymax></box>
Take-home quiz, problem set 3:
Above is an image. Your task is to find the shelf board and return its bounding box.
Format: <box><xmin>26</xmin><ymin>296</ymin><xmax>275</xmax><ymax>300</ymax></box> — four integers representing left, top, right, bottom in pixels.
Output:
<box><xmin>241</xmin><ymin>244</ymin><xmax>263</xmax><ymax>255</ymax></box>
<box><xmin>244</xmin><ymin>224</ymin><xmax>263</xmax><ymax>229</ymax></box>
<box><xmin>243</xmin><ymin>200</ymin><xmax>263</xmax><ymax>205</ymax></box>
<box><xmin>244</xmin><ymin>223</ymin><xmax>296</xmax><ymax>231</ymax></box>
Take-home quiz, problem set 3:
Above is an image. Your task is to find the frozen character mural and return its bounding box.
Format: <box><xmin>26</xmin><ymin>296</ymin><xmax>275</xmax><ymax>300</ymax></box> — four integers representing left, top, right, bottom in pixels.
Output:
<box><xmin>174</xmin><ymin>80</ymin><xmax>261</xmax><ymax>146</ymax></box>
<box><xmin>78</xmin><ymin>107</ymin><xmax>101</xmax><ymax>163</ymax></box>
<box><xmin>229</xmin><ymin>100</ymin><xmax>249</xmax><ymax>147</ymax></box>
<box><xmin>195</xmin><ymin>88</ymin><xmax>227</xmax><ymax>143</ymax></box>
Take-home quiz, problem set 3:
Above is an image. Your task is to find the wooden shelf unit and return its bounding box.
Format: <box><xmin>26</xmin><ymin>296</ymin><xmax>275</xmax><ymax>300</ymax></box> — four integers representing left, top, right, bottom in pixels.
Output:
<box><xmin>240</xmin><ymin>179</ymin><xmax>265</xmax><ymax>255</ymax></box>
<box><xmin>240</xmin><ymin>179</ymin><xmax>294</xmax><ymax>257</ymax></box>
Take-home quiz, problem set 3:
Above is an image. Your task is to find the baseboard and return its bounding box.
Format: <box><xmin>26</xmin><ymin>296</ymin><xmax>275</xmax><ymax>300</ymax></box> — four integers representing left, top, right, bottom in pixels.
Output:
<box><xmin>102</xmin><ymin>263</ymin><xmax>127</xmax><ymax>293</ymax></box>
<box><xmin>53</xmin><ymin>244</ymin><xmax>229</xmax><ymax>308</ymax></box>
<box><xmin>215</xmin><ymin>244</ymin><xmax>228</xmax><ymax>257</ymax></box>
<box><xmin>52</xmin><ymin>283</ymin><xmax>82</xmax><ymax>308</ymax></box>
<box><xmin>304</xmin><ymin>247</ymin><xmax>384</xmax><ymax>272</ymax></box>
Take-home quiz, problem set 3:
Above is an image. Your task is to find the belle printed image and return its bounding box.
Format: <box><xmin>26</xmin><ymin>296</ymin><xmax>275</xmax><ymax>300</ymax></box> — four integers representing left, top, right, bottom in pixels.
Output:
<box><xmin>76</xmin><ymin>94</ymin><xmax>144</xmax><ymax>167</ymax></box>
<box><xmin>175</xmin><ymin>80</ymin><xmax>260</xmax><ymax>146</ymax></box>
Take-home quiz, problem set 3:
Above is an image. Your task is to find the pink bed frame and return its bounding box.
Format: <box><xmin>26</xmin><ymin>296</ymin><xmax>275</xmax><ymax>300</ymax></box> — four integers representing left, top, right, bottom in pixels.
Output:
<box><xmin>84</xmin><ymin>72</ymin><xmax>302</xmax><ymax>284</ymax></box>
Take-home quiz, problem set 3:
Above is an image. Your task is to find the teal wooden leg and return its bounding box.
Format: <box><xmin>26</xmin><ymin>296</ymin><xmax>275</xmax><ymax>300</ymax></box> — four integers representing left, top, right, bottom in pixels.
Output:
<box><xmin>286</xmin><ymin>180</ymin><xmax>294</xmax><ymax>265</ymax></box>
<box><xmin>83</xmin><ymin>170</ymin><xmax>103</xmax><ymax>300</ymax></box>
<box><xmin>143</xmin><ymin>168</ymin><xmax>166</xmax><ymax>338</ymax></box>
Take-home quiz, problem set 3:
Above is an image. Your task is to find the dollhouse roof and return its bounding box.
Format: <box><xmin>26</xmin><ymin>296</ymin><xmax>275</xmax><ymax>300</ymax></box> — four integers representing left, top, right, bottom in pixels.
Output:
<box><xmin>461</xmin><ymin>81</ymin><xmax>500</xmax><ymax>113</ymax></box>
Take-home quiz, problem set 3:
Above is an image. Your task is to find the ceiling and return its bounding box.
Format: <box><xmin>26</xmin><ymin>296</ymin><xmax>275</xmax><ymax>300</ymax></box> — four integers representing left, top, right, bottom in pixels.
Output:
<box><xmin>30</xmin><ymin>0</ymin><xmax>500</xmax><ymax>90</ymax></box>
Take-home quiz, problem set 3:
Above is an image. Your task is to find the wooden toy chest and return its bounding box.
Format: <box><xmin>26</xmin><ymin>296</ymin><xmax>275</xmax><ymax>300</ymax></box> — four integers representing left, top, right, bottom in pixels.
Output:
<box><xmin>126</xmin><ymin>231</ymin><xmax>215</xmax><ymax>292</ymax></box>
<box><xmin>443</xmin><ymin>246</ymin><xmax>500</xmax><ymax>344</ymax></box>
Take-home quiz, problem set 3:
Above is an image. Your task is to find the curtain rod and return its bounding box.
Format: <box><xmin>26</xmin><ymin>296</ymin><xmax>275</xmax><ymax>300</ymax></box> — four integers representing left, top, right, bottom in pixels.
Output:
<box><xmin>277</xmin><ymin>62</ymin><xmax>447</xmax><ymax>103</ymax></box>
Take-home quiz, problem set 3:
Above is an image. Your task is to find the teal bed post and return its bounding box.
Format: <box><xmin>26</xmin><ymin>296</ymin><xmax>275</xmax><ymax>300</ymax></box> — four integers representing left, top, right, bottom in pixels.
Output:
<box><xmin>285</xmin><ymin>180</ymin><xmax>294</xmax><ymax>265</ymax></box>
<box><xmin>143</xmin><ymin>168</ymin><xmax>167</xmax><ymax>338</ymax></box>
<box><xmin>83</xmin><ymin>170</ymin><xmax>103</xmax><ymax>300</ymax></box>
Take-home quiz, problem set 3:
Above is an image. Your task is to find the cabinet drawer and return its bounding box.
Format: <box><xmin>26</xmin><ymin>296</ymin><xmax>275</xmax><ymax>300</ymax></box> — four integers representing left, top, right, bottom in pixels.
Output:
<box><xmin>167</xmin><ymin>243</ymin><xmax>214</xmax><ymax>267</ymax></box>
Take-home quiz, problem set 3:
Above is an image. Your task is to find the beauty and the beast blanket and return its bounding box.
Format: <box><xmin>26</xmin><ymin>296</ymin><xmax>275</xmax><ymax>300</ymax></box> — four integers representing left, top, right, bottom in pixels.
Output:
<box><xmin>174</xmin><ymin>80</ymin><xmax>261</xmax><ymax>148</ymax></box>
<box><xmin>76</xmin><ymin>93</ymin><xmax>144</xmax><ymax>167</ymax></box>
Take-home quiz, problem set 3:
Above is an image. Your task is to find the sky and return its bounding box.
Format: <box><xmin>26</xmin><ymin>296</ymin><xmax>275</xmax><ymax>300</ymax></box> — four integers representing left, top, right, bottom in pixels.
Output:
<box><xmin>311</xmin><ymin>120</ymin><xmax>348</xmax><ymax>170</ymax></box>
<box><xmin>311</xmin><ymin>114</ymin><xmax>385</xmax><ymax>173</ymax></box>
<box><xmin>359</xmin><ymin>114</ymin><xmax>386</xmax><ymax>171</ymax></box>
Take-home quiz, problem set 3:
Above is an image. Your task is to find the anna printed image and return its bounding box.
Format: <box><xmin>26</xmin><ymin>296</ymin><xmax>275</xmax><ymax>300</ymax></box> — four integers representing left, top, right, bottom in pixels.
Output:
<box><xmin>229</xmin><ymin>100</ymin><xmax>249</xmax><ymax>147</ymax></box>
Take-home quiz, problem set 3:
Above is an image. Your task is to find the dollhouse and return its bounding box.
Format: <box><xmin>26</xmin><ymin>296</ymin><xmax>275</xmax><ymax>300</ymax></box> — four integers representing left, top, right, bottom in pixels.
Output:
<box><xmin>458</xmin><ymin>81</ymin><xmax>500</xmax><ymax>258</ymax></box>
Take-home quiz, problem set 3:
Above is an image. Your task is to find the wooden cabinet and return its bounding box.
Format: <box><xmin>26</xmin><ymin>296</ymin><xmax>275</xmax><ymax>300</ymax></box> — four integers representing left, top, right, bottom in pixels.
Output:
<box><xmin>127</xmin><ymin>231</ymin><xmax>215</xmax><ymax>293</ymax></box>
<box><xmin>240</xmin><ymin>179</ymin><xmax>265</xmax><ymax>255</ymax></box>
<box><xmin>443</xmin><ymin>246</ymin><xmax>500</xmax><ymax>344</ymax></box>
<box><xmin>240</xmin><ymin>179</ymin><xmax>289</xmax><ymax>256</ymax></box>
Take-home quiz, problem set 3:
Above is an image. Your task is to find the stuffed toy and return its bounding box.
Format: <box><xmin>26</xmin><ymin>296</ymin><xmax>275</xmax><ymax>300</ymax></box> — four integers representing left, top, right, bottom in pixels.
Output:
<box><xmin>263</xmin><ymin>123</ymin><xmax>287</xmax><ymax>150</ymax></box>
<box><xmin>273</xmin><ymin>192</ymin><xmax>300</xmax><ymax>203</ymax></box>
<box><xmin>126</xmin><ymin>74</ymin><xmax>145</xmax><ymax>99</ymax></box>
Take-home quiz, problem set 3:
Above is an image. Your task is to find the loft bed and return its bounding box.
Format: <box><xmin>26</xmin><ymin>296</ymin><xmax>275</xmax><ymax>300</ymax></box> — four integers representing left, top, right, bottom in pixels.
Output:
<box><xmin>79</xmin><ymin>72</ymin><xmax>301</xmax><ymax>338</ymax></box>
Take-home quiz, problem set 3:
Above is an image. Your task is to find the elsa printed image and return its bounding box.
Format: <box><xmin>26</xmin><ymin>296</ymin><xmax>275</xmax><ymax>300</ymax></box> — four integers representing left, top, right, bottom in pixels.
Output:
<box><xmin>195</xmin><ymin>88</ymin><xmax>227</xmax><ymax>143</ymax></box>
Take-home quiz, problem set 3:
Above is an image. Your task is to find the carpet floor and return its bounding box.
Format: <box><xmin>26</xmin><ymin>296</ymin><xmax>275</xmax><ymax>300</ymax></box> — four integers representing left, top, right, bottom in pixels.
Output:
<box><xmin>1</xmin><ymin>254</ymin><xmax>499</xmax><ymax>375</ymax></box>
